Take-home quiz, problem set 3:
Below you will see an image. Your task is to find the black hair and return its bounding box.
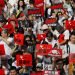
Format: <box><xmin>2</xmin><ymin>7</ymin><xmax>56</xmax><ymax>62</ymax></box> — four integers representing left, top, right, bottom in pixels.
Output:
<box><xmin>9</xmin><ymin>66</ymin><xmax>17</xmax><ymax>71</ymax></box>
<box><xmin>18</xmin><ymin>0</ymin><xmax>26</xmax><ymax>10</ymax></box>
<box><xmin>17</xmin><ymin>27</ymin><xmax>24</xmax><ymax>34</ymax></box>
<box><xmin>46</xmin><ymin>32</ymin><xmax>53</xmax><ymax>37</ymax></box>
<box><xmin>70</xmin><ymin>30</ymin><xmax>75</xmax><ymax>36</ymax></box>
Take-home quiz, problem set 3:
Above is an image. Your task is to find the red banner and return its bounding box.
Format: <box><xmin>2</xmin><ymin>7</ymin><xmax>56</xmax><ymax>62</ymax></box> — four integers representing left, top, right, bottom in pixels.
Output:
<box><xmin>51</xmin><ymin>3</ymin><xmax>63</xmax><ymax>10</ymax></box>
<box><xmin>16</xmin><ymin>54</ymin><xmax>32</xmax><ymax>66</ymax></box>
<box><xmin>28</xmin><ymin>8</ymin><xmax>41</xmax><ymax>16</ymax></box>
<box><xmin>36</xmin><ymin>44</ymin><xmax>52</xmax><ymax>55</ymax></box>
<box><xmin>14</xmin><ymin>33</ymin><xmax>24</xmax><ymax>45</ymax></box>
<box><xmin>0</xmin><ymin>69</ymin><xmax>5</xmax><ymax>75</ymax></box>
<box><xmin>34</xmin><ymin>0</ymin><xmax>44</xmax><ymax>16</ymax></box>
<box><xmin>48</xmin><ymin>48</ymin><xmax>62</xmax><ymax>57</ymax></box>
<box><xmin>31</xmin><ymin>71</ymin><xmax>44</xmax><ymax>75</ymax></box>
<box><xmin>37</xmin><ymin>34</ymin><xmax>46</xmax><ymax>41</ymax></box>
<box><xmin>45</xmin><ymin>18</ymin><xmax>57</xmax><ymax>24</ymax></box>
<box><xmin>65</xmin><ymin>20</ymin><xmax>75</xmax><ymax>30</ymax></box>
<box><xmin>0</xmin><ymin>44</ymin><xmax>5</xmax><ymax>55</ymax></box>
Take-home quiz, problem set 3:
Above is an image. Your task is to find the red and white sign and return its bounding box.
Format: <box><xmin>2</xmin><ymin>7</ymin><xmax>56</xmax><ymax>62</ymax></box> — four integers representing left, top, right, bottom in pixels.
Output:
<box><xmin>51</xmin><ymin>3</ymin><xmax>63</xmax><ymax>10</ymax></box>
<box><xmin>0</xmin><ymin>69</ymin><xmax>5</xmax><ymax>75</ymax></box>
<box><xmin>69</xmin><ymin>53</ymin><xmax>75</xmax><ymax>63</ymax></box>
<box><xmin>31</xmin><ymin>71</ymin><xmax>44</xmax><ymax>75</ymax></box>
<box><xmin>65</xmin><ymin>20</ymin><xmax>75</xmax><ymax>30</ymax></box>
<box><xmin>45</xmin><ymin>18</ymin><xmax>57</xmax><ymax>24</ymax></box>
<box><xmin>36</xmin><ymin>44</ymin><xmax>52</xmax><ymax>55</ymax></box>
<box><xmin>16</xmin><ymin>54</ymin><xmax>32</xmax><ymax>66</ymax></box>
<box><xmin>14</xmin><ymin>33</ymin><xmax>24</xmax><ymax>45</ymax></box>
<box><xmin>44</xmin><ymin>70</ymin><xmax>60</xmax><ymax>75</ymax></box>
<box><xmin>34</xmin><ymin>0</ymin><xmax>44</xmax><ymax>16</ymax></box>
<box><xmin>48</xmin><ymin>48</ymin><xmax>62</xmax><ymax>57</ymax></box>
<box><xmin>0</xmin><ymin>44</ymin><xmax>5</xmax><ymax>55</ymax></box>
<box><xmin>37</xmin><ymin>34</ymin><xmax>46</xmax><ymax>41</ymax></box>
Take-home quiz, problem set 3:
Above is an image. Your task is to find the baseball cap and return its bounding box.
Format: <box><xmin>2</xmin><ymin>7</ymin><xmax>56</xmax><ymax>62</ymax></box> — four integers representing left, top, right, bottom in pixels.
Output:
<box><xmin>41</xmin><ymin>24</ymin><xmax>48</xmax><ymax>30</ymax></box>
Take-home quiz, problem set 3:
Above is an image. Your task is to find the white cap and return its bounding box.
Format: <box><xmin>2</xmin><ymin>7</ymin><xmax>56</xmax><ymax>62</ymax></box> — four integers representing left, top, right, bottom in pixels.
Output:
<box><xmin>41</xmin><ymin>24</ymin><xmax>48</xmax><ymax>30</ymax></box>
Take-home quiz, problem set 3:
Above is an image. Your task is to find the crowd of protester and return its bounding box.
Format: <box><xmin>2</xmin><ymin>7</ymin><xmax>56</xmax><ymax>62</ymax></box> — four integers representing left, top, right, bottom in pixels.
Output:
<box><xmin>0</xmin><ymin>0</ymin><xmax>75</xmax><ymax>75</ymax></box>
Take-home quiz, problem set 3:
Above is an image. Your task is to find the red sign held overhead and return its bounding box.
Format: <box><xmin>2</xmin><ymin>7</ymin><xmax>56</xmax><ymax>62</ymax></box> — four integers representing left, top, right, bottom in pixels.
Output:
<box><xmin>37</xmin><ymin>34</ymin><xmax>46</xmax><ymax>41</ymax></box>
<box><xmin>45</xmin><ymin>18</ymin><xmax>57</xmax><ymax>24</ymax></box>
<box><xmin>14</xmin><ymin>33</ymin><xmax>24</xmax><ymax>45</ymax></box>
<box><xmin>0</xmin><ymin>44</ymin><xmax>5</xmax><ymax>55</ymax></box>
<box><xmin>36</xmin><ymin>44</ymin><xmax>52</xmax><ymax>55</ymax></box>
<box><xmin>48</xmin><ymin>48</ymin><xmax>62</xmax><ymax>57</ymax></box>
<box><xmin>65</xmin><ymin>20</ymin><xmax>75</xmax><ymax>30</ymax></box>
<box><xmin>51</xmin><ymin>3</ymin><xmax>63</xmax><ymax>10</ymax></box>
<box><xmin>34</xmin><ymin>0</ymin><xmax>44</xmax><ymax>16</ymax></box>
<box><xmin>16</xmin><ymin>54</ymin><xmax>32</xmax><ymax>66</ymax></box>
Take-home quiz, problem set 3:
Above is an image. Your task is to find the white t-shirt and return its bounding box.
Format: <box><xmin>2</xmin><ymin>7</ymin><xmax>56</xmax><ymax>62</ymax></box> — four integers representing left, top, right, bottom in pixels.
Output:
<box><xmin>0</xmin><ymin>37</ymin><xmax>13</xmax><ymax>56</ymax></box>
<box><xmin>62</xmin><ymin>42</ymin><xmax>75</xmax><ymax>58</ymax></box>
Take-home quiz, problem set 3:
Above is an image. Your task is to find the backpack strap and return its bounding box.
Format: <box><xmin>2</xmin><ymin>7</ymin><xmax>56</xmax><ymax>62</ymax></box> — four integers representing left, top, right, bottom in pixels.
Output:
<box><xmin>66</xmin><ymin>43</ymin><xmax>70</xmax><ymax>54</ymax></box>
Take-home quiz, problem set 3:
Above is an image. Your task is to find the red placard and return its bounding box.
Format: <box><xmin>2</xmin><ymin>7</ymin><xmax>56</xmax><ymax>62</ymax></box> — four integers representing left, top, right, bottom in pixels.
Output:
<box><xmin>0</xmin><ymin>44</ymin><xmax>5</xmax><ymax>55</ymax></box>
<box><xmin>31</xmin><ymin>71</ymin><xmax>44</xmax><ymax>75</ymax></box>
<box><xmin>28</xmin><ymin>8</ymin><xmax>41</xmax><ymax>16</ymax></box>
<box><xmin>65</xmin><ymin>20</ymin><xmax>75</xmax><ymax>30</ymax></box>
<box><xmin>48</xmin><ymin>48</ymin><xmax>62</xmax><ymax>57</ymax></box>
<box><xmin>14</xmin><ymin>33</ymin><xmax>24</xmax><ymax>45</ymax></box>
<box><xmin>69</xmin><ymin>53</ymin><xmax>75</xmax><ymax>63</ymax></box>
<box><xmin>36</xmin><ymin>44</ymin><xmax>52</xmax><ymax>55</ymax></box>
<box><xmin>45</xmin><ymin>18</ymin><xmax>57</xmax><ymax>24</ymax></box>
<box><xmin>34</xmin><ymin>0</ymin><xmax>44</xmax><ymax>16</ymax></box>
<box><xmin>0</xmin><ymin>69</ymin><xmax>5</xmax><ymax>75</ymax></box>
<box><xmin>37</xmin><ymin>34</ymin><xmax>46</xmax><ymax>41</ymax></box>
<box><xmin>51</xmin><ymin>3</ymin><xmax>63</xmax><ymax>10</ymax></box>
<box><xmin>16</xmin><ymin>54</ymin><xmax>32</xmax><ymax>66</ymax></box>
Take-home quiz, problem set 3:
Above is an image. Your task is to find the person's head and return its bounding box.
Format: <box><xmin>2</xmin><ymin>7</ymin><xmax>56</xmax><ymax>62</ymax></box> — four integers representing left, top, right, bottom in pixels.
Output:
<box><xmin>55</xmin><ymin>59</ymin><xmax>63</xmax><ymax>70</ymax></box>
<box><xmin>9</xmin><ymin>66</ymin><xmax>17</xmax><ymax>75</ymax></box>
<box><xmin>70</xmin><ymin>31</ymin><xmax>75</xmax><ymax>44</ymax></box>
<box><xmin>18</xmin><ymin>0</ymin><xmax>25</xmax><ymax>9</ymax></box>
<box><xmin>46</xmin><ymin>32</ymin><xmax>53</xmax><ymax>42</ymax></box>
<box><xmin>1</xmin><ymin>29</ymin><xmax>8</xmax><ymax>38</ymax></box>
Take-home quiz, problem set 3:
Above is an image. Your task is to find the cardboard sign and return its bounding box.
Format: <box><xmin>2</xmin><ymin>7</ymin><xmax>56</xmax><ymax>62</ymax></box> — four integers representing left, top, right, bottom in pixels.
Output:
<box><xmin>34</xmin><ymin>0</ymin><xmax>44</xmax><ymax>16</ymax></box>
<box><xmin>31</xmin><ymin>71</ymin><xmax>44</xmax><ymax>75</ymax></box>
<box><xmin>28</xmin><ymin>8</ymin><xmax>41</xmax><ymax>16</ymax></box>
<box><xmin>16</xmin><ymin>54</ymin><xmax>32</xmax><ymax>66</ymax></box>
<box><xmin>0</xmin><ymin>69</ymin><xmax>5</xmax><ymax>75</ymax></box>
<box><xmin>51</xmin><ymin>3</ymin><xmax>63</xmax><ymax>10</ymax></box>
<box><xmin>0</xmin><ymin>44</ymin><xmax>5</xmax><ymax>55</ymax></box>
<box><xmin>37</xmin><ymin>34</ymin><xmax>46</xmax><ymax>41</ymax></box>
<box><xmin>48</xmin><ymin>48</ymin><xmax>62</xmax><ymax>57</ymax></box>
<box><xmin>44</xmin><ymin>70</ymin><xmax>60</xmax><ymax>75</ymax></box>
<box><xmin>45</xmin><ymin>18</ymin><xmax>57</xmax><ymax>24</ymax></box>
<box><xmin>14</xmin><ymin>33</ymin><xmax>24</xmax><ymax>45</ymax></box>
<box><xmin>65</xmin><ymin>20</ymin><xmax>75</xmax><ymax>30</ymax></box>
<box><xmin>36</xmin><ymin>44</ymin><xmax>52</xmax><ymax>55</ymax></box>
